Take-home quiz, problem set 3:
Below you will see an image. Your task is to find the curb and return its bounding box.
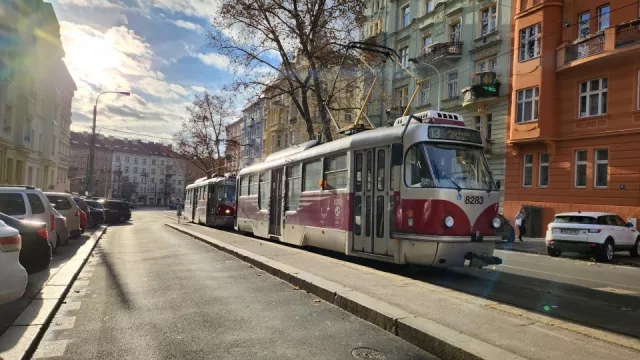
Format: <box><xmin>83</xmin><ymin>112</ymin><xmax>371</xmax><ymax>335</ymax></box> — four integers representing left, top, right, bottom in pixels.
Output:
<box><xmin>495</xmin><ymin>246</ymin><xmax>639</xmax><ymax>267</ymax></box>
<box><xmin>0</xmin><ymin>226</ymin><xmax>107</xmax><ymax>360</ymax></box>
<box><xmin>166</xmin><ymin>223</ymin><xmax>524</xmax><ymax>360</ymax></box>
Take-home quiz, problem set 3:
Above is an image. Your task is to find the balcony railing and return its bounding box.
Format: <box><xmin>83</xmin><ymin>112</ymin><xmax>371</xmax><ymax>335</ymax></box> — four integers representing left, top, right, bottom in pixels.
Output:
<box><xmin>565</xmin><ymin>33</ymin><xmax>605</xmax><ymax>63</ymax></box>
<box><xmin>615</xmin><ymin>18</ymin><xmax>640</xmax><ymax>47</ymax></box>
<box><xmin>411</xmin><ymin>42</ymin><xmax>462</xmax><ymax>65</ymax></box>
<box><xmin>462</xmin><ymin>72</ymin><xmax>500</xmax><ymax>107</ymax></box>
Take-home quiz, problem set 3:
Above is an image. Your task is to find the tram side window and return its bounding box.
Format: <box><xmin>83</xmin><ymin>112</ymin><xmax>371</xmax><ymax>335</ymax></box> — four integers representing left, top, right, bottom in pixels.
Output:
<box><xmin>405</xmin><ymin>145</ymin><xmax>434</xmax><ymax>188</ymax></box>
<box><xmin>302</xmin><ymin>159</ymin><xmax>322</xmax><ymax>191</ymax></box>
<box><xmin>324</xmin><ymin>154</ymin><xmax>347</xmax><ymax>190</ymax></box>
<box><xmin>249</xmin><ymin>174</ymin><xmax>259</xmax><ymax>195</ymax></box>
<box><xmin>259</xmin><ymin>172</ymin><xmax>270</xmax><ymax>210</ymax></box>
<box><xmin>240</xmin><ymin>177</ymin><xmax>249</xmax><ymax>196</ymax></box>
<box><xmin>286</xmin><ymin>165</ymin><xmax>301</xmax><ymax>211</ymax></box>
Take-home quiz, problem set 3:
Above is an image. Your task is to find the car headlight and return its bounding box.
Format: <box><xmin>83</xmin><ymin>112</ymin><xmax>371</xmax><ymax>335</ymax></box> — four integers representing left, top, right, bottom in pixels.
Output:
<box><xmin>444</xmin><ymin>216</ymin><xmax>454</xmax><ymax>228</ymax></box>
<box><xmin>492</xmin><ymin>217</ymin><xmax>501</xmax><ymax>229</ymax></box>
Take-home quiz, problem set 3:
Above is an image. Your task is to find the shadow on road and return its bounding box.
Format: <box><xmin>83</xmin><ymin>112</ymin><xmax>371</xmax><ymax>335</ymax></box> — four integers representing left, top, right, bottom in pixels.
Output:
<box><xmin>94</xmin><ymin>242</ymin><xmax>133</xmax><ymax>310</ymax></box>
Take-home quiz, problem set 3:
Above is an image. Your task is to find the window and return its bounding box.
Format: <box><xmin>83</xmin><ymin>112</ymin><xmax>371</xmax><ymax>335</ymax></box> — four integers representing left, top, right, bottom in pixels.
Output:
<box><xmin>324</xmin><ymin>154</ymin><xmax>348</xmax><ymax>190</ymax></box>
<box><xmin>143</xmin><ymin>159</ymin><xmax>147</xmax><ymax>165</ymax></box>
<box><xmin>447</xmin><ymin>71</ymin><xmax>458</xmax><ymax>99</ymax></box>
<box><xmin>116</xmin><ymin>155</ymin><xmax>120</xmax><ymax>162</ymax></box>
<box><xmin>125</xmin><ymin>156</ymin><xmax>130</xmax><ymax>163</ymax></box>
<box><xmin>249</xmin><ymin>174</ymin><xmax>259</xmax><ymax>195</ymax></box>
<box><xmin>3</xmin><ymin>104</ymin><xmax>12</xmax><ymax>131</ymax></box>
<box><xmin>404</xmin><ymin>145</ymin><xmax>434</xmax><ymax>188</ymax></box>
<box><xmin>595</xmin><ymin>149</ymin><xmax>608</xmax><ymax>188</ymax></box>
<box><xmin>598</xmin><ymin>4</ymin><xmax>610</xmax><ymax>31</ymax></box>
<box><xmin>578</xmin><ymin>12</ymin><xmax>590</xmax><ymax>38</ymax></box>
<box><xmin>523</xmin><ymin>154</ymin><xmax>533</xmax><ymax>187</ymax></box>
<box><xmin>277</xmin><ymin>135</ymin><xmax>281</xmax><ymax>147</ymax></box>
<box><xmin>376</xmin><ymin>150</ymin><xmax>385</xmax><ymax>191</ymax></box>
<box><xmin>134</xmin><ymin>167</ymin><xmax>138</xmax><ymax>174</ymax></box>
<box><xmin>539</xmin><ymin>153</ymin><xmax>549</xmax><ymax>187</ymax></box>
<box><xmin>579</xmin><ymin>78</ymin><xmax>607</xmax><ymax>117</ymax></box>
<box><xmin>159</xmin><ymin>179</ymin><xmax>164</xmax><ymax>184</ymax></box>
<box><xmin>399</xmin><ymin>47</ymin><xmax>408</xmax><ymax>68</ymax></box>
<box><xmin>240</xmin><ymin>177</ymin><xmax>249</xmax><ymax>196</ymax></box>
<box><xmin>125</xmin><ymin>166</ymin><xmax>129</xmax><ymax>173</ymax></box>
<box><xmin>486</xmin><ymin>114</ymin><xmax>493</xmax><ymax>142</ymax></box>
<box><xmin>259</xmin><ymin>172</ymin><xmax>270</xmax><ymax>210</ymax></box>
<box><xmin>422</xmin><ymin>35</ymin><xmax>432</xmax><ymax>53</ymax></box>
<box><xmin>516</xmin><ymin>87</ymin><xmax>539</xmax><ymax>123</ymax></box>
<box><xmin>27</xmin><ymin>193</ymin><xmax>45</xmax><ymax>214</ymax></box>
<box><xmin>480</xmin><ymin>5</ymin><xmax>497</xmax><ymax>36</ymax></box>
<box><xmin>449</xmin><ymin>21</ymin><xmax>461</xmax><ymax>42</ymax></box>
<box><xmin>178</xmin><ymin>180</ymin><xmax>182</xmax><ymax>185</ymax></box>
<box><xmin>0</xmin><ymin>193</ymin><xmax>26</xmax><ymax>216</ymax></box>
<box><xmin>152</xmin><ymin>159</ymin><xmax>156</xmax><ymax>165</ymax></box>
<box><xmin>402</xmin><ymin>6</ymin><xmax>410</xmax><ymax>28</ymax></box>
<box><xmin>151</xmin><ymin>168</ymin><xmax>156</xmax><ymax>174</ymax></box>
<box><xmin>344</xmin><ymin>113</ymin><xmax>352</xmax><ymax>123</ymax></box>
<box><xmin>575</xmin><ymin>150</ymin><xmax>588</xmax><ymax>187</ymax></box>
<box><xmin>420</xmin><ymin>81</ymin><xmax>430</xmax><ymax>105</ymax></box>
<box><xmin>426</xmin><ymin>0</ymin><xmax>434</xmax><ymax>14</ymax></box>
<box><xmin>286</xmin><ymin>165</ymin><xmax>301</xmax><ymax>211</ymax></box>
<box><xmin>303</xmin><ymin>160</ymin><xmax>322</xmax><ymax>191</ymax></box>
<box><xmin>284</xmin><ymin>133</ymin><xmax>288</xmax><ymax>147</ymax></box>
<box><xmin>134</xmin><ymin>158</ymin><xmax>138</xmax><ymax>164</ymax></box>
<box><xmin>161</xmin><ymin>160</ymin><xmax>164</xmax><ymax>165</ymax></box>
<box><xmin>473</xmin><ymin>116</ymin><xmax>481</xmax><ymax>133</ymax></box>
<box><xmin>477</xmin><ymin>57</ymin><xmax>497</xmax><ymax>73</ymax></box>
<box><xmin>519</xmin><ymin>24</ymin><xmax>541</xmax><ymax>61</ymax></box>
<box><xmin>396</xmin><ymin>86</ymin><xmax>408</xmax><ymax>107</ymax></box>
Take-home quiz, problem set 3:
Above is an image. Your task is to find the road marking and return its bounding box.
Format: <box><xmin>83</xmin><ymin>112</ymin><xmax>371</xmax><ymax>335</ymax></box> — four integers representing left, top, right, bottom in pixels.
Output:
<box><xmin>594</xmin><ymin>287</ymin><xmax>638</xmax><ymax>295</ymax></box>
<box><xmin>32</xmin><ymin>340</ymin><xmax>69</xmax><ymax>358</ymax></box>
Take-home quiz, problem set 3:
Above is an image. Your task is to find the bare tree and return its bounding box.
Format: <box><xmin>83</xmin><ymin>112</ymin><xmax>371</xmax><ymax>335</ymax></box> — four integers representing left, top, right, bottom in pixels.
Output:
<box><xmin>208</xmin><ymin>0</ymin><xmax>365</xmax><ymax>142</ymax></box>
<box><xmin>173</xmin><ymin>91</ymin><xmax>236</xmax><ymax>178</ymax></box>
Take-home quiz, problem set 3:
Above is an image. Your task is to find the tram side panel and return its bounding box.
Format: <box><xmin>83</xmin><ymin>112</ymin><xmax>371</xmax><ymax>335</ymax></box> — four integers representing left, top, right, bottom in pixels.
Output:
<box><xmin>237</xmin><ymin>195</ymin><xmax>259</xmax><ymax>234</ymax></box>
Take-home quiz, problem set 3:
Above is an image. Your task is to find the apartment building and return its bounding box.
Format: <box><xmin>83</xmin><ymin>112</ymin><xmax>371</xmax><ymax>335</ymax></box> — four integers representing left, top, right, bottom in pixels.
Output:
<box><xmin>362</xmin><ymin>0</ymin><xmax>512</xmax><ymax>206</ymax></box>
<box><xmin>225</xmin><ymin>118</ymin><xmax>242</xmax><ymax>173</ymax></box>
<box><xmin>0</xmin><ymin>1</ymin><xmax>76</xmax><ymax>189</ymax></box>
<box><xmin>241</xmin><ymin>98</ymin><xmax>264</xmax><ymax>168</ymax></box>
<box><xmin>505</xmin><ymin>0</ymin><xmax>640</xmax><ymax>229</ymax></box>
<box><xmin>68</xmin><ymin>132</ymin><xmax>112</xmax><ymax>196</ymax></box>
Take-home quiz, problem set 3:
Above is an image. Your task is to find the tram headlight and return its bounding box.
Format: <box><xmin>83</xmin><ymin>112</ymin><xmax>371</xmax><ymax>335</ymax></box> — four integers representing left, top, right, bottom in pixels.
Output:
<box><xmin>444</xmin><ymin>216</ymin><xmax>455</xmax><ymax>228</ymax></box>
<box><xmin>225</xmin><ymin>209</ymin><xmax>231</xmax><ymax>215</ymax></box>
<box><xmin>492</xmin><ymin>217</ymin><xmax>502</xmax><ymax>229</ymax></box>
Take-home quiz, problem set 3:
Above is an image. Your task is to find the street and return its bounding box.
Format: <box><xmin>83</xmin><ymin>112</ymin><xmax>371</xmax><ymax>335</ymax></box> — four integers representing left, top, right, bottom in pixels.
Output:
<box><xmin>31</xmin><ymin>211</ymin><xmax>436</xmax><ymax>360</ymax></box>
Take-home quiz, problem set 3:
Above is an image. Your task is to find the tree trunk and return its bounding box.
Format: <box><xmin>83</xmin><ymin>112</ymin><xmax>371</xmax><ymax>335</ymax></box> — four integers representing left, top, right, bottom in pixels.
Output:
<box><xmin>309</xmin><ymin>59</ymin><xmax>333</xmax><ymax>142</ymax></box>
<box><xmin>300</xmin><ymin>88</ymin><xmax>316</xmax><ymax>141</ymax></box>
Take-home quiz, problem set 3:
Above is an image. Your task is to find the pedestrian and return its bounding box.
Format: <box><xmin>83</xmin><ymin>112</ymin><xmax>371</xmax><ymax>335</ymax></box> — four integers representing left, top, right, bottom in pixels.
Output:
<box><xmin>177</xmin><ymin>202</ymin><xmax>182</xmax><ymax>224</ymax></box>
<box><xmin>515</xmin><ymin>205</ymin><xmax>527</xmax><ymax>242</ymax></box>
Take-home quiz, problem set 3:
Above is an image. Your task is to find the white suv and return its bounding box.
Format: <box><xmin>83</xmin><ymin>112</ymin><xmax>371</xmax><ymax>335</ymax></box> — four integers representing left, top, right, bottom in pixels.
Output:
<box><xmin>545</xmin><ymin>212</ymin><xmax>640</xmax><ymax>262</ymax></box>
<box><xmin>0</xmin><ymin>186</ymin><xmax>58</xmax><ymax>250</ymax></box>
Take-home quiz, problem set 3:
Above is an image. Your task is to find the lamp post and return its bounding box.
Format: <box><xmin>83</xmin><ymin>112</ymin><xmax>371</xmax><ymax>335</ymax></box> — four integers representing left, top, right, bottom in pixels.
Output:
<box><xmin>408</xmin><ymin>60</ymin><xmax>441</xmax><ymax>111</ymax></box>
<box><xmin>86</xmin><ymin>91</ymin><xmax>130</xmax><ymax>196</ymax></box>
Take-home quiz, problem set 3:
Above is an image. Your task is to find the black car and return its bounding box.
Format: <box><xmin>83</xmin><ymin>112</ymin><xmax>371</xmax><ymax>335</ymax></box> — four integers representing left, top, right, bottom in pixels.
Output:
<box><xmin>83</xmin><ymin>199</ymin><xmax>107</xmax><ymax>226</ymax></box>
<box><xmin>73</xmin><ymin>198</ymin><xmax>105</xmax><ymax>228</ymax></box>
<box><xmin>0</xmin><ymin>212</ymin><xmax>51</xmax><ymax>274</ymax></box>
<box><xmin>99</xmin><ymin>199</ymin><xmax>131</xmax><ymax>224</ymax></box>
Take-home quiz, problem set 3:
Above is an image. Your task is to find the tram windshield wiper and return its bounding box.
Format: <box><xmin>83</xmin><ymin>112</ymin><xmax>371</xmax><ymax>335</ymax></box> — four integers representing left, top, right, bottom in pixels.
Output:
<box><xmin>430</xmin><ymin>160</ymin><xmax>462</xmax><ymax>193</ymax></box>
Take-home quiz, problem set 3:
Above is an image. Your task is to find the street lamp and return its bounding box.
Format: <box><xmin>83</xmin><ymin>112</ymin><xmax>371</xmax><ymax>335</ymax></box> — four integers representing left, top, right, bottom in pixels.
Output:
<box><xmin>86</xmin><ymin>91</ymin><xmax>131</xmax><ymax>196</ymax></box>
<box><xmin>408</xmin><ymin>59</ymin><xmax>441</xmax><ymax>111</ymax></box>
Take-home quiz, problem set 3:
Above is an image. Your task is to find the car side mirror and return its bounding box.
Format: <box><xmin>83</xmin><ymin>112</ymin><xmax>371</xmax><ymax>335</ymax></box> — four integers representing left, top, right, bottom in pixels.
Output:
<box><xmin>495</xmin><ymin>180</ymin><xmax>501</xmax><ymax>190</ymax></box>
<box><xmin>626</xmin><ymin>222</ymin><xmax>635</xmax><ymax>228</ymax></box>
<box><xmin>391</xmin><ymin>143</ymin><xmax>403</xmax><ymax>166</ymax></box>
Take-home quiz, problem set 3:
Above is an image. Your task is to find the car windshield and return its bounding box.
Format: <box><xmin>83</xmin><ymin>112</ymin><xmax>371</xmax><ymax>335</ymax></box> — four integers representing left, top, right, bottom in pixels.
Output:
<box><xmin>554</xmin><ymin>216</ymin><xmax>597</xmax><ymax>224</ymax></box>
<box><xmin>85</xmin><ymin>201</ymin><xmax>103</xmax><ymax>209</ymax></box>
<box><xmin>405</xmin><ymin>143</ymin><xmax>494</xmax><ymax>190</ymax></box>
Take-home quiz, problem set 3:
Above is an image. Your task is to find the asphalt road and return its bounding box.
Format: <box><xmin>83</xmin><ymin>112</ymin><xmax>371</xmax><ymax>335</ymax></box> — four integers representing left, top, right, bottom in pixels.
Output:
<box><xmin>150</xmin><ymin>209</ymin><xmax>640</xmax><ymax>339</ymax></box>
<box><xmin>31</xmin><ymin>212</ymin><xmax>437</xmax><ymax>360</ymax></box>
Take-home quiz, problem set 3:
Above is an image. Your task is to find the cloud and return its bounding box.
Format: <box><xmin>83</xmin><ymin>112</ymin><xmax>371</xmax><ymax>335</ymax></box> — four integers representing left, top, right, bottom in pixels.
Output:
<box><xmin>58</xmin><ymin>0</ymin><xmax>124</xmax><ymax>9</ymax></box>
<box><xmin>191</xmin><ymin>86</ymin><xmax>207</xmax><ymax>93</ymax></box>
<box><xmin>171</xmin><ymin>19</ymin><xmax>204</xmax><ymax>33</ymax></box>
<box><xmin>194</xmin><ymin>52</ymin><xmax>230</xmax><ymax>70</ymax></box>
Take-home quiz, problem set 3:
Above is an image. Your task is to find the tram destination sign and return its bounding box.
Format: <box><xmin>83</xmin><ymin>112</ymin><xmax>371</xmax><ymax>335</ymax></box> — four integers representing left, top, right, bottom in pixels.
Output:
<box><xmin>427</xmin><ymin>126</ymin><xmax>483</xmax><ymax>144</ymax></box>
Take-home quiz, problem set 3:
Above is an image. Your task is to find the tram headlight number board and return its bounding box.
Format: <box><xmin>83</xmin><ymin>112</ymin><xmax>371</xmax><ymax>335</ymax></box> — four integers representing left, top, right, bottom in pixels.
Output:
<box><xmin>427</xmin><ymin>126</ymin><xmax>482</xmax><ymax>144</ymax></box>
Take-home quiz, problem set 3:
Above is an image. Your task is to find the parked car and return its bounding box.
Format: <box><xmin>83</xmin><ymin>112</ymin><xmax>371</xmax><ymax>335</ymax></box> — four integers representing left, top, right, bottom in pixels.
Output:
<box><xmin>0</xmin><ymin>219</ymin><xmax>27</xmax><ymax>305</ymax></box>
<box><xmin>45</xmin><ymin>192</ymin><xmax>82</xmax><ymax>239</ymax></box>
<box><xmin>0</xmin><ymin>186</ymin><xmax>58</xmax><ymax>250</ymax></box>
<box><xmin>52</xmin><ymin>208</ymin><xmax>69</xmax><ymax>246</ymax></box>
<box><xmin>73</xmin><ymin>197</ymin><xmax>98</xmax><ymax>228</ymax></box>
<box><xmin>545</xmin><ymin>212</ymin><xmax>640</xmax><ymax>262</ymax></box>
<box><xmin>83</xmin><ymin>200</ymin><xmax>107</xmax><ymax>226</ymax></box>
<box><xmin>99</xmin><ymin>199</ymin><xmax>131</xmax><ymax>224</ymax></box>
<box><xmin>79</xmin><ymin>209</ymin><xmax>87</xmax><ymax>233</ymax></box>
<box><xmin>0</xmin><ymin>213</ymin><xmax>51</xmax><ymax>274</ymax></box>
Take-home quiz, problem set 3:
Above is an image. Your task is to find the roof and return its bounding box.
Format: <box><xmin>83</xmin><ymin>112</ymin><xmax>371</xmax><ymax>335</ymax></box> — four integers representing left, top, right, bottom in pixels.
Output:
<box><xmin>70</xmin><ymin>131</ymin><xmax>177</xmax><ymax>158</ymax></box>
<box><xmin>185</xmin><ymin>175</ymin><xmax>236</xmax><ymax>190</ymax></box>
<box><xmin>554</xmin><ymin>212</ymin><xmax>616</xmax><ymax>217</ymax></box>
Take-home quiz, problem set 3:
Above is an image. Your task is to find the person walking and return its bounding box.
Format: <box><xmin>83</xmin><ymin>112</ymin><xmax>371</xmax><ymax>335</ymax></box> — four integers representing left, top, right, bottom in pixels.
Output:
<box><xmin>176</xmin><ymin>202</ymin><xmax>183</xmax><ymax>224</ymax></box>
<box><xmin>515</xmin><ymin>206</ymin><xmax>527</xmax><ymax>242</ymax></box>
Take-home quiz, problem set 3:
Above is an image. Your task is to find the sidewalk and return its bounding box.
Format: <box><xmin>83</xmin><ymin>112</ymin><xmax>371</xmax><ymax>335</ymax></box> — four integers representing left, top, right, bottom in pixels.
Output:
<box><xmin>166</xmin><ymin>223</ymin><xmax>640</xmax><ymax>360</ymax></box>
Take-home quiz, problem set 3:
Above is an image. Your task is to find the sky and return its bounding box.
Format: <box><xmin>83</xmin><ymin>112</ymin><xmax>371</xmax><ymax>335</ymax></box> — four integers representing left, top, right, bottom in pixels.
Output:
<box><xmin>49</xmin><ymin>0</ymin><xmax>244</xmax><ymax>143</ymax></box>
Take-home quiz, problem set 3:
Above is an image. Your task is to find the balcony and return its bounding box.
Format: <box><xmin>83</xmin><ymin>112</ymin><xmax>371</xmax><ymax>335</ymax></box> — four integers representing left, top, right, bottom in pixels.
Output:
<box><xmin>564</xmin><ymin>33</ymin><xmax>605</xmax><ymax>63</ymax></box>
<box><xmin>410</xmin><ymin>42</ymin><xmax>462</xmax><ymax>69</ymax></box>
<box><xmin>462</xmin><ymin>72</ymin><xmax>501</xmax><ymax>107</ymax></box>
<box><xmin>615</xmin><ymin>18</ymin><xmax>640</xmax><ymax>47</ymax></box>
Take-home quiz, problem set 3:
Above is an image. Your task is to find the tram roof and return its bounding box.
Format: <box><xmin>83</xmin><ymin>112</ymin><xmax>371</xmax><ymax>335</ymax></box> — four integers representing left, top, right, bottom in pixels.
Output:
<box><xmin>238</xmin><ymin>122</ymin><xmax>481</xmax><ymax>176</ymax></box>
<box><xmin>185</xmin><ymin>175</ymin><xmax>235</xmax><ymax>190</ymax></box>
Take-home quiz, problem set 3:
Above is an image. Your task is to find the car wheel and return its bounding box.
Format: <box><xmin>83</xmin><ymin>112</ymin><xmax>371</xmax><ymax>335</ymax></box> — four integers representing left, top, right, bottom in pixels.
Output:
<box><xmin>547</xmin><ymin>246</ymin><xmax>561</xmax><ymax>257</ymax></box>
<box><xmin>597</xmin><ymin>239</ymin><xmax>615</xmax><ymax>263</ymax></box>
<box><xmin>630</xmin><ymin>237</ymin><xmax>640</xmax><ymax>258</ymax></box>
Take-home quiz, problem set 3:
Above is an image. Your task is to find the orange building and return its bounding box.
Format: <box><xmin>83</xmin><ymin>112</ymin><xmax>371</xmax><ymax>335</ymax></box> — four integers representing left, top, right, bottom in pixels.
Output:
<box><xmin>505</xmin><ymin>0</ymin><xmax>640</xmax><ymax>233</ymax></box>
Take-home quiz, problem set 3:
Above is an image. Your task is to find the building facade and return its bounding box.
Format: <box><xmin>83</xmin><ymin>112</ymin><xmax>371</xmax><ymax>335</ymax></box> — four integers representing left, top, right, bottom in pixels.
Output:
<box><xmin>69</xmin><ymin>132</ymin><xmax>112</xmax><ymax>196</ymax></box>
<box><xmin>241</xmin><ymin>98</ymin><xmax>264</xmax><ymax>168</ymax></box>
<box><xmin>225</xmin><ymin>118</ymin><xmax>243</xmax><ymax>173</ymax></box>
<box><xmin>505</xmin><ymin>0</ymin><xmax>640</xmax><ymax>230</ymax></box>
<box><xmin>362</xmin><ymin>0</ymin><xmax>512</xmax><ymax>206</ymax></box>
<box><xmin>0</xmin><ymin>1</ymin><xmax>76</xmax><ymax>190</ymax></box>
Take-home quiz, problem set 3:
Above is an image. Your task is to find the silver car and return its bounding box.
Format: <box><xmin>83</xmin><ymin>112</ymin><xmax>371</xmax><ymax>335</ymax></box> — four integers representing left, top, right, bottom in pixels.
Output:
<box><xmin>52</xmin><ymin>208</ymin><xmax>69</xmax><ymax>247</ymax></box>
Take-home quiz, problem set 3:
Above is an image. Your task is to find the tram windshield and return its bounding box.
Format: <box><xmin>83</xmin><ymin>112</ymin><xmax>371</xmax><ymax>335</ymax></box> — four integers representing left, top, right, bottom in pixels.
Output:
<box><xmin>218</xmin><ymin>185</ymin><xmax>236</xmax><ymax>203</ymax></box>
<box><xmin>405</xmin><ymin>143</ymin><xmax>495</xmax><ymax>191</ymax></box>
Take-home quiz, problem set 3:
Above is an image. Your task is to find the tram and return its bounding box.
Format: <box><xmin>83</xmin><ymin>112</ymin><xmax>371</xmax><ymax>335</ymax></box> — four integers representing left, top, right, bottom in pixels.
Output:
<box><xmin>184</xmin><ymin>174</ymin><xmax>236</xmax><ymax>227</ymax></box>
<box><xmin>234</xmin><ymin>110</ymin><xmax>503</xmax><ymax>268</ymax></box>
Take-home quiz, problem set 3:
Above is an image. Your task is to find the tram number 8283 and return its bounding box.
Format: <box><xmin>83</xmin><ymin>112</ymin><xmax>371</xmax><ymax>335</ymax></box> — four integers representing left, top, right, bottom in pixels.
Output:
<box><xmin>464</xmin><ymin>196</ymin><xmax>484</xmax><ymax>205</ymax></box>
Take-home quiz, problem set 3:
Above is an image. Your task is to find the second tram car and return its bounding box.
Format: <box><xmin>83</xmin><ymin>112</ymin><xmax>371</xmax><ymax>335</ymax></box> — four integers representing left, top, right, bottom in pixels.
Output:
<box><xmin>234</xmin><ymin>110</ymin><xmax>503</xmax><ymax>268</ymax></box>
<box><xmin>184</xmin><ymin>174</ymin><xmax>236</xmax><ymax>227</ymax></box>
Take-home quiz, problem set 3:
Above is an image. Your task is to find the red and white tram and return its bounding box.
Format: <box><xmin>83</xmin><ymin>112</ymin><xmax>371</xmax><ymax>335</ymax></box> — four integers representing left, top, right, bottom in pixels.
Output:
<box><xmin>235</xmin><ymin>110</ymin><xmax>503</xmax><ymax>268</ymax></box>
<box><xmin>184</xmin><ymin>175</ymin><xmax>236</xmax><ymax>227</ymax></box>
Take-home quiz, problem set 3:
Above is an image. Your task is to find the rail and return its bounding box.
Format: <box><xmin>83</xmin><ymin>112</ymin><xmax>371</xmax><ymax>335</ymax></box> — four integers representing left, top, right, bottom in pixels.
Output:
<box><xmin>565</xmin><ymin>33</ymin><xmax>605</xmax><ymax>63</ymax></box>
<box><xmin>413</xmin><ymin>42</ymin><xmax>462</xmax><ymax>64</ymax></box>
<box><xmin>615</xmin><ymin>18</ymin><xmax>640</xmax><ymax>47</ymax></box>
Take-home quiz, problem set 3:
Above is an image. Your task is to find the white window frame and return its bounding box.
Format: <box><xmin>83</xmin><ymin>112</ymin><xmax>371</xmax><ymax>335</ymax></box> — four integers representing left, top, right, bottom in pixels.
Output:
<box><xmin>396</xmin><ymin>86</ymin><xmax>408</xmax><ymax>107</ymax></box>
<box><xmin>598</xmin><ymin>4</ymin><xmax>610</xmax><ymax>31</ymax></box>
<box><xmin>425</xmin><ymin>0</ymin><xmax>434</xmax><ymax>14</ymax></box>
<box><xmin>579</xmin><ymin>77</ymin><xmax>608</xmax><ymax>118</ymax></box>
<box><xmin>420</xmin><ymin>80</ymin><xmax>430</xmax><ymax>105</ymax></box>
<box><xmin>578</xmin><ymin>11</ymin><xmax>590</xmax><ymax>38</ymax></box>
<box><xmin>399</xmin><ymin>47</ymin><xmax>408</xmax><ymax>68</ymax></box>
<box><xmin>477</xmin><ymin>57</ymin><xmax>497</xmax><ymax>73</ymax></box>
<box><xmin>402</xmin><ymin>6</ymin><xmax>410</xmax><ymax>28</ymax></box>
<box><xmin>574</xmin><ymin>150</ymin><xmax>588</xmax><ymax>188</ymax></box>
<box><xmin>449</xmin><ymin>21</ymin><xmax>461</xmax><ymax>43</ymax></box>
<box><xmin>480</xmin><ymin>4</ymin><xmax>498</xmax><ymax>37</ymax></box>
<box><xmin>538</xmin><ymin>153</ymin><xmax>549</xmax><ymax>187</ymax></box>
<box><xmin>594</xmin><ymin>148</ymin><xmax>608</xmax><ymax>188</ymax></box>
<box><xmin>523</xmin><ymin>154</ymin><xmax>533</xmax><ymax>187</ymax></box>
<box><xmin>422</xmin><ymin>35</ymin><xmax>432</xmax><ymax>53</ymax></box>
<box><xmin>516</xmin><ymin>87</ymin><xmax>539</xmax><ymax>123</ymax></box>
<box><xmin>519</xmin><ymin>24</ymin><xmax>541</xmax><ymax>61</ymax></box>
<box><xmin>446</xmin><ymin>71</ymin><xmax>458</xmax><ymax>99</ymax></box>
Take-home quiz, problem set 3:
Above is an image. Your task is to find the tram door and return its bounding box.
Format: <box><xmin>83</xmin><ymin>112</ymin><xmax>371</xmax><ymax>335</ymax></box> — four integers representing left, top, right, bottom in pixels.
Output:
<box><xmin>191</xmin><ymin>189</ymin><xmax>197</xmax><ymax>221</ymax></box>
<box><xmin>269</xmin><ymin>169</ymin><xmax>284</xmax><ymax>236</ymax></box>
<box><xmin>207</xmin><ymin>184</ymin><xmax>216</xmax><ymax>224</ymax></box>
<box><xmin>353</xmin><ymin>147</ymin><xmax>391</xmax><ymax>255</ymax></box>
